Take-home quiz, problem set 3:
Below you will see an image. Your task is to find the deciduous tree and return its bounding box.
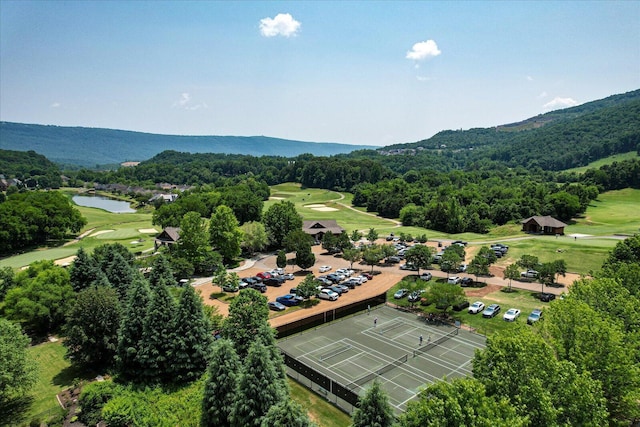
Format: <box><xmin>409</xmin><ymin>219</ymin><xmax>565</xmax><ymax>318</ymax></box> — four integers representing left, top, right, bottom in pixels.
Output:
<box><xmin>351</xmin><ymin>380</ymin><xmax>394</xmax><ymax>427</ymax></box>
<box><xmin>262</xmin><ymin>201</ymin><xmax>303</xmax><ymax>248</ymax></box>
<box><xmin>222</xmin><ymin>289</ymin><xmax>269</xmax><ymax>358</ymax></box>
<box><xmin>404</xmin><ymin>244</ymin><xmax>433</xmax><ymax>275</ymax></box>
<box><xmin>240</xmin><ymin>221</ymin><xmax>268</xmax><ymax>255</ymax></box>
<box><xmin>209</xmin><ymin>205</ymin><xmax>244</xmax><ymax>265</ymax></box>
<box><xmin>63</xmin><ymin>286</ymin><xmax>122</xmax><ymax>369</ymax></box>
<box><xmin>0</xmin><ymin>318</ymin><xmax>37</xmax><ymax>401</ymax></box>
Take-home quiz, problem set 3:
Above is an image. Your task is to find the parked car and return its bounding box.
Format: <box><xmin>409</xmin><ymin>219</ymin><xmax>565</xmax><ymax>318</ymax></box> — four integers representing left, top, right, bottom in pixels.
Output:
<box><xmin>328</xmin><ymin>285</ymin><xmax>347</xmax><ymax>295</ymax></box>
<box><xmin>256</xmin><ymin>272</ymin><xmax>272</xmax><ymax>280</ymax></box>
<box><xmin>222</xmin><ymin>283</ymin><xmax>239</xmax><ymax>292</ymax></box>
<box><xmin>394</xmin><ymin>288</ymin><xmax>409</xmax><ymax>299</ymax></box>
<box><xmin>539</xmin><ymin>292</ymin><xmax>556</xmax><ymax>302</ymax></box>
<box><xmin>482</xmin><ymin>304</ymin><xmax>501</xmax><ymax>318</ymax></box>
<box><xmin>326</xmin><ymin>274</ymin><xmax>343</xmax><ymax>284</ymax></box>
<box><xmin>387</xmin><ymin>256</ymin><xmax>401</xmax><ymax>264</ymax></box>
<box><xmin>407</xmin><ymin>290</ymin><xmax>425</xmax><ymax>303</ymax></box>
<box><xmin>448</xmin><ymin>276</ymin><xmax>461</xmax><ymax>285</ymax></box>
<box><xmin>452</xmin><ymin>300</ymin><xmax>470</xmax><ymax>311</ymax></box>
<box><xmin>276</xmin><ymin>294</ymin><xmax>303</xmax><ymax>306</ymax></box>
<box><xmin>248</xmin><ymin>282</ymin><xmax>267</xmax><ymax>293</ymax></box>
<box><xmin>460</xmin><ymin>277</ymin><xmax>474</xmax><ymax>287</ymax></box>
<box><xmin>419</xmin><ymin>272</ymin><xmax>432</xmax><ymax>281</ymax></box>
<box><xmin>468</xmin><ymin>301</ymin><xmax>485</xmax><ymax>314</ymax></box>
<box><xmin>503</xmin><ymin>308</ymin><xmax>521</xmax><ymax>322</ymax></box>
<box><xmin>317</xmin><ymin>288</ymin><xmax>339</xmax><ymax>301</ymax></box>
<box><xmin>263</xmin><ymin>277</ymin><xmax>285</xmax><ymax>287</ymax></box>
<box><xmin>400</xmin><ymin>263</ymin><xmax>418</xmax><ymax>271</ymax></box>
<box><xmin>458</xmin><ymin>263</ymin><xmax>468</xmax><ymax>272</ymax></box>
<box><xmin>451</xmin><ymin>240</ymin><xmax>468</xmax><ymax>246</ymax></box>
<box><xmin>283</xmin><ymin>273</ymin><xmax>295</xmax><ymax>280</ymax></box>
<box><xmin>527</xmin><ymin>309</ymin><xmax>543</xmax><ymax>325</ymax></box>
<box><xmin>336</xmin><ymin>268</ymin><xmax>353</xmax><ymax>277</ymax></box>
<box><xmin>341</xmin><ymin>279</ymin><xmax>359</xmax><ymax>289</ymax></box>
<box><xmin>319</xmin><ymin>265</ymin><xmax>332</xmax><ymax>273</ymax></box>
<box><xmin>361</xmin><ymin>272</ymin><xmax>373</xmax><ymax>280</ymax></box>
<box><xmin>268</xmin><ymin>301</ymin><xmax>286</xmax><ymax>311</ymax></box>
<box><xmin>520</xmin><ymin>269</ymin><xmax>538</xmax><ymax>278</ymax></box>
<box><xmin>356</xmin><ymin>274</ymin><xmax>368</xmax><ymax>283</ymax></box>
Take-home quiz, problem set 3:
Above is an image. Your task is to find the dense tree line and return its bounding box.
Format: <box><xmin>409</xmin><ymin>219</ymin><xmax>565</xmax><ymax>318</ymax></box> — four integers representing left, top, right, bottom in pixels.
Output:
<box><xmin>0</xmin><ymin>190</ymin><xmax>86</xmax><ymax>254</ymax></box>
<box><xmin>0</xmin><ymin>149</ymin><xmax>62</xmax><ymax>189</ymax></box>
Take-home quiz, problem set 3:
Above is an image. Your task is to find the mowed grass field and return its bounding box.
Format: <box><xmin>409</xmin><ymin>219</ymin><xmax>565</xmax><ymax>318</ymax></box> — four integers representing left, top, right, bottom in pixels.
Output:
<box><xmin>563</xmin><ymin>151</ymin><xmax>638</xmax><ymax>174</ymax></box>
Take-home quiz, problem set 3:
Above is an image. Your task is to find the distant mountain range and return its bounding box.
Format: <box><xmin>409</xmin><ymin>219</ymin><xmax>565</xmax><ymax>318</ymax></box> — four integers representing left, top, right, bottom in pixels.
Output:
<box><xmin>0</xmin><ymin>122</ymin><xmax>376</xmax><ymax>166</ymax></box>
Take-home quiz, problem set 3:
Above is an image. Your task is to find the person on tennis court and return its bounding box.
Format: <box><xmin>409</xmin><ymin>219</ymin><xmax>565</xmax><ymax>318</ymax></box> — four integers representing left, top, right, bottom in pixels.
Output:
<box><xmin>367</xmin><ymin>304</ymin><xmax>371</xmax><ymax>315</ymax></box>
<box><xmin>374</xmin><ymin>317</ymin><xmax>377</xmax><ymax>327</ymax></box>
<box><xmin>419</xmin><ymin>335</ymin><xmax>423</xmax><ymax>345</ymax></box>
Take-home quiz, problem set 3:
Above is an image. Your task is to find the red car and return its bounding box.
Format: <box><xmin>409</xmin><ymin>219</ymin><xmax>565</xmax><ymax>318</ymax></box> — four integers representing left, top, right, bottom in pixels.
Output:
<box><xmin>361</xmin><ymin>272</ymin><xmax>373</xmax><ymax>280</ymax></box>
<box><xmin>256</xmin><ymin>272</ymin><xmax>272</xmax><ymax>280</ymax></box>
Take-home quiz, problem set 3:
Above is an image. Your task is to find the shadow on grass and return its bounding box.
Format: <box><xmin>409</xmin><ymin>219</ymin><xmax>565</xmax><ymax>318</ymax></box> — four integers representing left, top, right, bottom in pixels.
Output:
<box><xmin>0</xmin><ymin>395</ymin><xmax>35</xmax><ymax>426</ymax></box>
<box><xmin>52</xmin><ymin>364</ymin><xmax>96</xmax><ymax>387</ymax></box>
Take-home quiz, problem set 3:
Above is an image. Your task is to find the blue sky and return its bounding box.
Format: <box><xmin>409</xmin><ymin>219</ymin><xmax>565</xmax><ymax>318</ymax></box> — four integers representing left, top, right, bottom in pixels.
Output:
<box><xmin>1</xmin><ymin>1</ymin><xmax>639</xmax><ymax>146</ymax></box>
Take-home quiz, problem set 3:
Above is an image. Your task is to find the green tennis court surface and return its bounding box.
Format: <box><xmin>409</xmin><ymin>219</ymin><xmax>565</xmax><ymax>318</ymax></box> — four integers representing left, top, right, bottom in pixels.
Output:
<box><xmin>278</xmin><ymin>305</ymin><xmax>486</xmax><ymax>414</ymax></box>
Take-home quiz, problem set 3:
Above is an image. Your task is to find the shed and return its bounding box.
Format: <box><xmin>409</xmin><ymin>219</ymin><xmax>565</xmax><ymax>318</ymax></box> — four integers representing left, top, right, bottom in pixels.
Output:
<box><xmin>155</xmin><ymin>227</ymin><xmax>180</xmax><ymax>249</ymax></box>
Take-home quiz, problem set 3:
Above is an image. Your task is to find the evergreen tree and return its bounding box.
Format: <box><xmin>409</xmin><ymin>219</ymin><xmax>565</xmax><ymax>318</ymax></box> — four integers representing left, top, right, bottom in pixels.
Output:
<box><xmin>93</xmin><ymin>243</ymin><xmax>135</xmax><ymax>272</ymax></box>
<box><xmin>201</xmin><ymin>339</ymin><xmax>241</xmax><ymax>427</ymax></box>
<box><xmin>260</xmin><ymin>399</ymin><xmax>317</xmax><ymax>427</ymax></box>
<box><xmin>148</xmin><ymin>253</ymin><xmax>175</xmax><ymax>287</ymax></box>
<box><xmin>137</xmin><ymin>277</ymin><xmax>176</xmax><ymax>383</ymax></box>
<box><xmin>63</xmin><ymin>286</ymin><xmax>122</xmax><ymax>369</ymax></box>
<box><xmin>295</xmin><ymin>245</ymin><xmax>316</xmax><ymax>271</ymax></box>
<box><xmin>230</xmin><ymin>341</ymin><xmax>288</xmax><ymax>427</ymax></box>
<box><xmin>222</xmin><ymin>288</ymin><xmax>269</xmax><ymax>358</ymax></box>
<box><xmin>116</xmin><ymin>277</ymin><xmax>151</xmax><ymax>380</ymax></box>
<box><xmin>276</xmin><ymin>250</ymin><xmax>287</xmax><ymax>270</ymax></box>
<box><xmin>170</xmin><ymin>284</ymin><xmax>213</xmax><ymax>383</ymax></box>
<box><xmin>351</xmin><ymin>380</ymin><xmax>394</xmax><ymax>427</ymax></box>
<box><xmin>255</xmin><ymin>322</ymin><xmax>287</xmax><ymax>385</ymax></box>
<box><xmin>69</xmin><ymin>247</ymin><xmax>100</xmax><ymax>292</ymax></box>
<box><xmin>105</xmin><ymin>251</ymin><xmax>137</xmax><ymax>299</ymax></box>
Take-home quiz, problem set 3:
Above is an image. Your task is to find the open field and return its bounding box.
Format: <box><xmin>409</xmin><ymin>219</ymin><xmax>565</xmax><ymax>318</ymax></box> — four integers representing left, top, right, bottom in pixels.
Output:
<box><xmin>563</xmin><ymin>151</ymin><xmax>638</xmax><ymax>174</ymax></box>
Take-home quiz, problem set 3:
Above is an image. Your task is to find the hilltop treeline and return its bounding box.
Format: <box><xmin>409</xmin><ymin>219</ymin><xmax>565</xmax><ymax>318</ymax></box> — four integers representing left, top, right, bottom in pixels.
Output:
<box><xmin>0</xmin><ymin>149</ymin><xmax>62</xmax><ymax>189</ymax></box>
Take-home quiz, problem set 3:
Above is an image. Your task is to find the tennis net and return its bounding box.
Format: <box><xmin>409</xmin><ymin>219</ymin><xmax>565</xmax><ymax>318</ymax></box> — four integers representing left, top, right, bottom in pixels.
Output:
<box><xmin>346</xmin><ymin>353</ymin><xmax>409</xmax><ymax>390</ymax></box>
<box><xmin>413</xmin><ymin>328</ymin><xmax>459</xmax><ymax>358</ymax></box>
<box><xmin>319</xmin><ymin>344</ymin><xmax>352</xmax><ymax>361</ymax></box>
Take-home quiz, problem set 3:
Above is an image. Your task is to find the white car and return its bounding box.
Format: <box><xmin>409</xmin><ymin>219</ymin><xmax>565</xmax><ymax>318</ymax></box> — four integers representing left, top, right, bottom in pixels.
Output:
<box><xmin>356</xmin><ymin>275</ymin><xmax>368</xmax><ymax>283</ymax></box>
<box><xmin>319</xmin><ymin>265</ymin><xmax>332</xmax><ymax>273</ymax></box>
<box><xmin>448</xmin><ymin>276</ymin><xmax>461</xmax><ymax>284</ymax></box>
<box><xmin>335</xmin><ymin>268</ymin><xmax>353</xmax><ymax>277</ymax></box>
<box><xmin>503</xmin><ymin>308</ymin><xmax>521</xmax><ymax>322</ymax></box>
<box><xmin>317</xmin><ymin>288</ymin><xmax>339</xmax><ymax>301</ymax></box>
<box><xmin>468</xmin><ymin>301</ymin><xmax>485</xmax><ymax>314</ymax></box>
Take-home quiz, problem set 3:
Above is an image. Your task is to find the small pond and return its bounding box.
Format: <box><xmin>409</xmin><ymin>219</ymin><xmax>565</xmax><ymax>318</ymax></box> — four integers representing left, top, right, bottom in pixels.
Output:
<box><xmin>72</xmin><ymin>195</ymin><xmax>136</xmax><ymax>213</ymax></box>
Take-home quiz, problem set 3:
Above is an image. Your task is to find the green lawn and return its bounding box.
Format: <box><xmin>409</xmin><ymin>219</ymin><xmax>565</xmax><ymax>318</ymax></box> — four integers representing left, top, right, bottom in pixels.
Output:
<box><xmin>563</xmin><ymin>151</ymin><xmax>638</xmax><ymax>174</ymax></box>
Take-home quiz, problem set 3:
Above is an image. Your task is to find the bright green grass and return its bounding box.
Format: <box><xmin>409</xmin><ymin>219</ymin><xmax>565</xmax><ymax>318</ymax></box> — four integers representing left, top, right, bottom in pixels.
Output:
<box><xmin>95</xmin><ymin>227</ymin><xmax>143</xmax><ymax>240</ymax></box>
<box><xmin>289</xmin><ymin>379</ymin><xmax>351</xmax><ymax>427</ymax></box>
<box><xmin>24</xmin><ymin>341</ymin><xmax>91</xmax><ymax>426</ymax></box>
<box><xmin>569</xmin><ymin>188</ymin><xmax>640</xmax><ymax>235</ymax></box>
<box><xmin>564</xmin><ymin>151</ymin><xmax>638</xmax><ymax>174</ymax></box>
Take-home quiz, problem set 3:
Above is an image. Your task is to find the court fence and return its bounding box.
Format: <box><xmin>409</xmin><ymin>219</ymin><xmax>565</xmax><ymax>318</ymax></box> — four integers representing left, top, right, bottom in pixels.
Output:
<box><xmin>277</xmin><ymin>292</ymin><xmax>388</xmax><ymax>414</ymax></box>
<box><xmin>275</xmin><ymin>292</ymin><xmax>387</xmax><ymax>339</ymax></box>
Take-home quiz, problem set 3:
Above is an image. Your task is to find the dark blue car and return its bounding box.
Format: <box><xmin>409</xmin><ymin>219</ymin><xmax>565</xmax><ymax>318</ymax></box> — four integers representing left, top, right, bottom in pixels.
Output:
<box><xmin>276</xmin><ymin>294</ymin><xmax>303</xmax><ymax>306</ymax></box>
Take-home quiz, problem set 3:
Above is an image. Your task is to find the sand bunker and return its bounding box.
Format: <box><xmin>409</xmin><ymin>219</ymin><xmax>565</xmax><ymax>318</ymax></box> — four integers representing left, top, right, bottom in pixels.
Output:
<box><xmin>90</xmin><ymin>230</ymin><xmax>114</xmax><ymax>237</ymax></box>
<box><xmin>313</xmin><ymin>207</ymin><xmax>339</xmax><ymax>212</ymax></box>
<box><xmin>269</xmin><ymin>197</ymin><xmax>285</xmax><ymax>200</ymax></box>
<box><xmin>139</xmin><ymin>228</ymin><xmax>158</xmax><ymax>234</ymax></box>
<box><xmin>304</xmin><ymin>204</ymin><xmax>327</xmax><ymax>208</ymax></box>
<box><xmin>567</xmin><ymin>233</ymin><xmax>593</xmax><ymax>238</ymax></box>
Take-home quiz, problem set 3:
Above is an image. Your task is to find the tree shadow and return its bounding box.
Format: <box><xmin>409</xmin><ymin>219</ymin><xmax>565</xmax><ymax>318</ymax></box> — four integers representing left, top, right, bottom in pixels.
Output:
<box><xmin>0</xmin><ymin>395</ymin><xmax>35</xmax><ymax>426</ymax></box>
<box><xmin>52</xmin><ymin>364</ymin><xmax>96</xmax><ymax>387</ymax></box>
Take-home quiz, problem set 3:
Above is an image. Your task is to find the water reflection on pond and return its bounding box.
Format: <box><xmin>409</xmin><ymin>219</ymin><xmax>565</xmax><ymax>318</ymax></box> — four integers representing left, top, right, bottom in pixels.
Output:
<box><xmin>72</xmin><ymin>195</ymin><xmax>136</xmax><ymax>213</ymax></box>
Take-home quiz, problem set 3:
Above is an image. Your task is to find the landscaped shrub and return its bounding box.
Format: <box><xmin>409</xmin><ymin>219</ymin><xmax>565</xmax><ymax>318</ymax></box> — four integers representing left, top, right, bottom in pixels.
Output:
<box><xmin>78</xmin><ymin>381</ymin><xmax>122</xmax><ymax>426</ymax></box>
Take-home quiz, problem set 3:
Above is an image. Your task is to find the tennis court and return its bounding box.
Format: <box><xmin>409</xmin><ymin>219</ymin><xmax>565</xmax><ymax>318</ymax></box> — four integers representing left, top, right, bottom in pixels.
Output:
<box><xmin>278</xmin><ymin>304</ymin><xmax>486</xmax><ymax>414</ymax></box>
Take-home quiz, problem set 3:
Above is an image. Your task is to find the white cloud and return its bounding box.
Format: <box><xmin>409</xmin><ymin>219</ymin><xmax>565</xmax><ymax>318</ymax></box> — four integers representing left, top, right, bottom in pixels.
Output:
<box><xmin>173</xmin><ymin>93</ymin><xmax>208</xmax><ymax>111</ymax></box>
<box><xmin>260</xmin><ymin>13</ymin><xmax>301</xmax><ymax>37</ymax></box>
<box><xmin>406</xmin><ymin>40</ymin><xmax>441</xmax><ymax>60</ymax></box>
<box><xmin>537</xmin><ymin>91</ymin><xmax>548</xmax><ymax>99</ymax></box>
<box><xmin>50</xmin><ymin>102</ymin><xmax>61</xmax><ymax>108</ymax></box>
<box><xmin>543</xmin><ymin>96</ymin><xmax>578</xmax><ymax>110</ymax></box>
<box><xmin>526</xmin><ymin>75</ymin><xmax>534</xmax><ymax>81</ymax></box>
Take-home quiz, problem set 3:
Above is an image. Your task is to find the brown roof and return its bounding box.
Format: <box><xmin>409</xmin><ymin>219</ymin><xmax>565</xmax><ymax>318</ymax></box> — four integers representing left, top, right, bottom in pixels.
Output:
<box><xmin>302</xmin><ymin>220</ymin><xmax>345</xmax><ymax>235</ymax></box>
<box><xmin>156</xmin><ymin>227</ymin><xmax>181</xmax><ymax>242</ymax></box>
<box><xmin>521</xmin><ymin>216</ymin><xmax>567</xmax><ymax>228</ymax></box>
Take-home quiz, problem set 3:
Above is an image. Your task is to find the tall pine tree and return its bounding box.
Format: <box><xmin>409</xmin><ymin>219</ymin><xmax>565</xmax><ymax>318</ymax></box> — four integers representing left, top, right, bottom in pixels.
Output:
<box><xmin>222</xmin><ymin>288</ymin><xmax>269</xmax><ymax>358</ymax></box>
<box><xmin>69</xmin><ymin>247</ymin><xmax>100</xmax><ymax>292</ymax></box>
<box><xmin>137</xmin><ymin>277</ymin><xmax>176</xmax><ymax>383</ymax></box>
<box><xmin>105</xmin><ymin>251</ymin><xmax>137</xmax><ymax>299</ymax></box>
<box><xmin>170</xmin><ymin>284</ymin><xmax>212</xmax><ymax>383</ymax></box>
<box><xmin>148</xmin><ymin>253</ymin><xmax>175</xmax><ymax>288</ymax></box>
<box><xmin>201</xmin><ymin>339</ymin><xmax>241</xmax><ymax>427</ymax></box>
<box><xmin>115</xmin><ymin>277</ymin><xmax>151</xmax><ymax>380</ymax></box>
<box><xmin>230</xmin><ymin>340</ymin><xmax>288</xmax><ymax>427</ymax></box>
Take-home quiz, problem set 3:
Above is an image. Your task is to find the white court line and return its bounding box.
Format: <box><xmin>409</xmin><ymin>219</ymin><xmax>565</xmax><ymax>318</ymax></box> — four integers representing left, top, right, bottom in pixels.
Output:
<box><xmin>362</xmin><ymin>328</ymin><xmax>474</xmax><ymax>375</ymax></box>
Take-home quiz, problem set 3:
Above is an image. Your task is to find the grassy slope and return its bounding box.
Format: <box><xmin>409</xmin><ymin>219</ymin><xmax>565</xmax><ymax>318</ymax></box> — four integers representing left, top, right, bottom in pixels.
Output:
<box><xmin>563</xmin><ymin>151</ymin><xmax>638</xmax><ymax>174</ymax></box>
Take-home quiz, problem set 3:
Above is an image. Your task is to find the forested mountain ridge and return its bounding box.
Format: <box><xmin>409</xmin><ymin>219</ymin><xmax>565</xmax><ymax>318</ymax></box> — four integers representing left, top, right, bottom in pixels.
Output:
<box><xmin>371</xmin><ymin>89</ymin><xmax>640</xmax><ymax>173</ymax></box>
<box><xmin>0</xmin><ymin>122</ymin><xmax>376</xmax><ymax>167</ymax></box>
